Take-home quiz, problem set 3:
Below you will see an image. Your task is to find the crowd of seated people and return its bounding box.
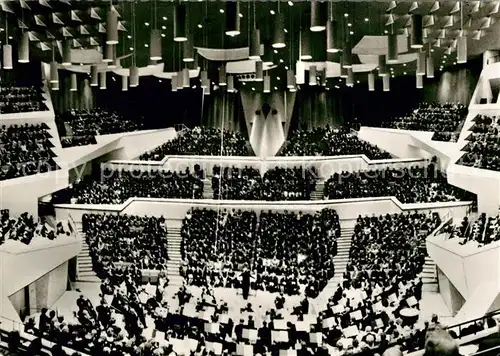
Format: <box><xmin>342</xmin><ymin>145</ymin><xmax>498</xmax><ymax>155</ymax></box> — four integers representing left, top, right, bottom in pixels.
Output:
<box><xmin>317</xmin><ymin>212</ymin><xmax>441</xmax><ymax>353</ymax></box>
<box><xmin>381</xmin><ymin>102</ymin><xmax>468</xmax><ymax>142</ymax></box>
<box><xmin>181</xmin><ymin>208</ymin><xmax>339</xmax><ymax>297</ymax></box>
<box><xmin>0</xmin><ymin>79</ymin><xmax>48</xmax><ymax>114</ymax></box>
<box><xmin>61</xmin><ymin>135</ymin><xmax>98</xmax><ymax>148</ymax></box>
<box><xmin>82</xmin><ymin>214</ymin><xmax>169</xmax><ymax>275</ymax></box>
<box><xmin>140</xmin><ymin>127</ymin><xmax>249</xmax><ymax>160</ymax></box>
<box><xmin>458</xmin><ymin>115</ymin><xmax>500</xmax><ymax>171</ymax></box>
<box><xmin>67</xmin><ymin>168</ymin><xmax>204</xmax><ymax>204</ymax></box>
<box><xmin>0</xmin><ymin>209</ymin><xmax>69</xmax><ymax>246</ymax></box>
<box><xmin>0</xmin><ymin>123</ymin><xmax>59</xmax><ymax>181</ymax></box>
<box><xmin>323</xmin><ymin>164</ymin><xmax>472</xmax><ymax>204</ymax></box>
<box><xmin>282</xmin><ymin>127</ymin><xmax>392</xmax><ymax>159</ymax></box>
<box><xmin>212</xmin><ymin>166</ymin><xmax>317</xmax><ymax>201</ymax></box>
<box><xmin>450</xmin><ymin>213</ymin><xmax>500</xmax><ymax>246</ymax></box>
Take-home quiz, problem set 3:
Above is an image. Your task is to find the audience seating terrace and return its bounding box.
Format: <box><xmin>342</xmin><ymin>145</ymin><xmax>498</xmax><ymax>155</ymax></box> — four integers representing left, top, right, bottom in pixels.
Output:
<box><xmin>181</xmin><ymin>208</ymin><xmax>339</xmax><ymax>297</ymax></box>
<box><xmin>0</xmin><ymin>79</ymin><xmax>48</xmax><ymax>114</ymax></box>
<box><xmin>140</xmin><ymin>126</ymin><xmax>249</xmax><ymax>160</ymax></box>
<box><xmin>212</xmin><ymin>166</ymin><xmax>317</xmax><ymax>201</ymax></box>
<box><xmin>457</xmin><ymin>115</ymin><xmax>500</xmax><ymax>171</ymax></box>
<box><xmin>67</xmin><ymin>168</ymin><xmax>204</xmax><ymax>204</ymax></box>
<box><xmin>450</xmin><ymin>213</ymin><xmax>500</xmax><ymax>246</ymax></box>
<box><xmin>61</xmin><ymin>135</ymin><xmax>97</xmax><ymax>148</ymax></box>
<box><xmin>0</xmin><ymin>209</ymin><xmax>69</xmax><ymax>246</ymax></box>
<box><xmin>323</xmin><ymin>164</ymin><xmax>472</xmax><ymax>204</ymax></box>
<box><xmin>282</xmin><ymin>127</ymin><xmax>392</xmax><ymax>159</ymax></box>
<box><xmin>380</xmin><ymin>102</ymin><xmax>468</xmax><ymax>142</ymax></box>
<box><xmin>0</xmin><ymin>123</ymin><xmax>59</xmax><ymax>181</ymax></box>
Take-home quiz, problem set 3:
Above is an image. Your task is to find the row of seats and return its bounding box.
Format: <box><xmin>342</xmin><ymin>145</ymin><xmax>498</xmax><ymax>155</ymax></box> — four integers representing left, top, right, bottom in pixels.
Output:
<box><xmin>0</xmin><ymin>79</ymin><xmax>48</xmax><ymax>114</ymax></box>
<box><xmin>452</xmin><ymin>213</ymin><xmax>500</xmax><ymax>246</ymax></box>
<box><xmin>0</xmin><ymin>123</ymin><xmax>59</xmax><ymax>181</ymax></box>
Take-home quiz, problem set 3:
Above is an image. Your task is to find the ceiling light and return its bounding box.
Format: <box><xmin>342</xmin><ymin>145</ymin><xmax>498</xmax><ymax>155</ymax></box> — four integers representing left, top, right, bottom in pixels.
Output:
<box><xmin>127</xmin><ymin>35</ymin><xmax>132</xmax><ymax>39</ymax></box>
<box><xmin>239</xmin><ymin>13</ymin><xmax>243</xmax><ymax>18</ymax></box>
<box><xmin>129</xmin><ymin>47</ymin><xmax>133</xmax><ymax>51</ymax></box>
<box><xmin>285</xmin><ymin>66</ymin><xmax>289</xmax><ymax>70</ymax></box>
<box><xmin>284</xmin><ymin>29</ymin><xmax>288</xmax><ymax>33</ymax></box>
<box><xmin>274</xmin><ymin>50</ymin><xmax>278</xmax><ymax>54</ymax></box>
<box><xmin>107</xmin><ymin>8</ymin><xmax>119</xmax><ymax>45</ymax></box>
<box><xmin>163</xmin><ymin>16</ymin><xmax>167</xmax><ymax>20</ymax></box>
<box><xmin>384</xmin><ymin>30</ymin><xmax>388</xmax><ymax>34</ymax></box>
<box><xmin>174</xmin><ymin>4</ymin><xmax>187</xmax><ymax>42</ymax></box>
<box><xmin>8</xmin><ymin>36</ymin><xmax>12</xmax><ymax>40</ymax></box>
<box><xmin>144</xmin><ymin>44</ymin><xmax>149</xmax><ymax>47</ymax></box>
<box><xmin>226</xmin><ymin>1</ymin><xmax>241</xmax><ymax>36</ymax></box>
<box><xmin>274</xmin><ymin>86</ymin><xmax>278</xmax><ymax>90</ymax></box>
<box><xmin>162</xmin><ymin>26</ymin><xmax>166</xmax><ymax>30</ymax></box>
<box><xmin>159</xmin><ymin>79</ymin><xmax>162</xmax><ymax>82</ymax></box>
<box><xmin>3</xmin><ymin>44</ymin><xmax>13</xmax><ymax>70</ymax></box>
<box><xmin>404</xmin><ymin>71</ymin><xmax>407</xmax><ymax>75</ymax></box>
<box><xmin>145</xmin><ymin>22</ymin><xmax>150</xmax><ymax>26</ymax></box>
<box><xmin>350</xmin><ymin>31</ymin><xmax>354</xmax><ymax>35</ymax></box>
<box><xmin>344</xmin><ymin>13</ymin><xmax>349</xmax><ymax>17</ymax></box>
<box><xmin>403</xmin><ymin>63</ymin><xmax>407</xmax><ymax>67</ymax></box>
<box><xmin>277</xmin><ymin>77</ymin><xmax>280</xmax><ymax>80</ymax></box>
<box><xmin>249</xmin><ymin>29</ymin><xmax>261</xmax><ymax>59</ymax></box>
<box><xmin>161</xmin><ymin>33</ymin><xmax>165</xmax><ymax>38</ymax></box>
<box><xmin>252</xmin><ymin>87</ymin><xmax>255</xmax><ymax>91</ymax></box>
<box><xmin>270</xmin><ymin>10</ymin><xmax>275</xmax><ymax>15</ymax></box>
<box><xmin>220</xmin><ymin>9</ymin><xmax>224</xmax><ymax>13</ymax></box>
<box><xmin>364</xmin><ymin>18</ymin><xmax>369</xmax><ymax>22</ymax></box>
<box><xmin>198</xmin><ymin>24</ymin><xmax>202</xmax><ymax>28</ymax></box>
<box><xmin>288</xmin><ymin>1</ymin><xmax>293</xmax><ymax>6</ymax></box>
<box><xmin>347</xmin><ymin>23</ymin><xmax>352</xmax><ymax>27</ymax></box>
<box><xmin>272</xmin><ymin>12</ymin><xmax>286</xmax><ymax>48</ymax></box>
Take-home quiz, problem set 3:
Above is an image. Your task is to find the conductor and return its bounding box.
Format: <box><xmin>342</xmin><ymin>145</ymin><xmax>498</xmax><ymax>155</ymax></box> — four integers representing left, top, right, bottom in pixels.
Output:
<box><xmin>241</xmin><ymin>266</ymin><xmax>251</xmax><ymax>300</ymax></box>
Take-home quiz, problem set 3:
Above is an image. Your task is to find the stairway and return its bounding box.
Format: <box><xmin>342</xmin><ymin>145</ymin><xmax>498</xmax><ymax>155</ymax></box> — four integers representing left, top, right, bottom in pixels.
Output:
<box><xmin>421</xmin><ymin>257</ymin><xmax>439</xmax><ymax>292</ymax></box>
<box><xmin>203</xmin><ymin>179</ymin><xmax>214</xmax><ymax>199</ymax></box>
<box><xmin>311</xmin><ymin>180</ymin><xmax>325</xmax><ymax>200</ymax></box>
<box><xmin>166</xmin><ymin>225</ymin><xmax>184</xmax><ymax>286</ymax></box>
<box><xmin>315</xmin><ymin>226</ymin><xmax>354</xmax><ymax>311</ymax></box>
<box><xmin>76</xmin><ymin>226</ymin><xmax>100</xmax><ymax>283</ymax></box>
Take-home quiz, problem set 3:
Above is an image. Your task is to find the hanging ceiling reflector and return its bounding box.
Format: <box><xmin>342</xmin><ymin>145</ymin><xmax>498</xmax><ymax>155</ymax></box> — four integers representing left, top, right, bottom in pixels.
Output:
<box><xmin>204</xmin><ymin>79</ymin><xmax>211</xmax><ymax>95</ymax></box>
<box><xmin>62</xmin><ymin>40</ymin><xmax>72</xmax><ymax>65</ymax></box>
<box><xmin>3</xmin><ymin>44</ymin><xmax>13</xmax><ymax>69</ymax></box>
<box><xmin>18</xmin><ymin>32</ymin><xmax>30</xmax><ymax>63</ymax></box>
<box><xmin>411</xmin><ymin>14</ymin><xmax>424</xmax><ymax>48</ymax></box>
<box><xmin>378</xmin><ymin>55</ymin><xmax>388</xmax><ymax>76</ymax></box>
<box><xmin>171</xmin><ymin>74</ymin><xmax>178</xmax><ymax>92</ymax></box>
<box><xmin>289</xmin><ymin>84</ymin><xmax>296</xmax><ymax>92</ymax></box>
<box><xmin>225</xmin><ymin>0</ymin><xmax>240</xmax><ymax>36</ymax></box>
<box><xmin>343</xmin><ymin>44</ymin><xmax>352</xmax><ymax>68</ymax></box>
<box><xmin>90</xmin><ymin>65</ymin><xmax>98</xmax><ymax>86</ymax></box>
<box><xmin>383</xmin><ymin>75</ymin><xmax>390</xmax><ymax>91</ymax></box>
<box><xmin>387</xmin><ymin>33</ymin><xmax>398</xmax><ymax>64</ymax></box>
<box><xmin>309</xmin><ymin>65</ymin><xmax>317</xmax><ymax>86</ymax></box>
<box><xmin>457</xmin><ymin>34</ymin><xmax>467</xmax><ymax>63</ymax></box>
<box><xmin>104</xmin><ymin>44</ymin><xmax>114</xmax><ymax>63</ymax></box>
<box><xmin>310</xmin><ymin>0</ymin><xmax>325</xmax><ymax>32</ymax></box>
<box><xmin>300</xmin><ymin>30</ymin><xmax>312</xmax><ymax>60</ymax></box>
<box><xmin>106</xmin><ymin>8</ymin><xmax>118</xmax><ymax>44</ymax></box>
<box><xmin>263</xmin><ymin>47</ymin><xmax>274</xmax><ymax>66</ymax></box>
<box><xmin>263</xmin><ymin>75</ymin><xmax>271</xmax><ymax>93</ymax></box>
<box><xmin>287</xmin><ymin>69</ymin><xmax>295</xmax><ymax>88</ymax></box>
<box><xmin>219</xmin><ymin>66</ymin><xmax>227</xmax><ymax>86</ymax></box>
<box><xmin>130</xmin><ymin>66</ymin><xmax>139</xmax><ymax>87</ymax></box>
<box><xmin>272</xmin><ymin>12</ymin><xmax>286</xmax><ymax>48</ymax></box>
<box><xmin>326</xmin><ymin>20</ymin><xmax>339</xmax><ymax>53</ymax></box>
<box><xmin>122</xmin><ymin>75</ymin><xmax>128</xmax><ymax>91</ymax></box>
<box><xmin>368</xmin><ymin>72</ymin><xmax>375</xmax><ymax>91</ymax></box>
<box><xmin>320</xmin><ymin>68</ymin><xmax>327</xmax><ymax>86</ymax></box>
<box><xmin>427</xmin><ymin>54</ymin><xmax>435</xmax><ymax>78</ymax></box>
<box><xmin>51</xmin><ymin>80</ymin><xmax>59</xmax><ymax>91</ymax></box>
<box><xmin>200</xmin><ymin>71</ymin><xmax>208</xmax><ymax>87</ymax></box>
<box><xmin>340</xmin><ymin>57</ymin><xmax>348</xmax><ymax>78</ymax></box>
<box><xmin>177</xmin><ymin>71</ymin><xmax>183</xmax><ymax>89</ymax></box>
<box><xmin>249</xmin><ymin>29</ymin><xmax>261</xmax><ymax>59</ymax></box>
<box><xmin>183</xmin><ymin>35</ymin><xmax>194</xmax><ymax>62</ymax></box>
<box><xmin>50</xmin><ymin>61</ymin><xmax>58</xmax><ymax>82</ymax></box>
<box><xmin>99</xmin><ymin>71</ymin><xmax>107</xmax><ymax>89</ymax></box>
<box><xmin>183</xmin><ymin>68</ymin><xmax>190</xmax><ymax>88</ymax></box>
<box><xmin>227</xmin><ymin>75</ymin><xmax>235</xmax><ymax>92</ymax></box>
<box><xmin>416</xmin><ymin>74</ymin><xmax>423</xmax><ymax>89</ymax></box>
<box><xmin>174</xmin><ymin>4</ymin><xmax>187</xmax><ymax>42</ymax></box>
<box><xmin>346</xmin><ymin>68</ymin><xmax>354</xmax><ymax>87</ymax></box>
<box><xmin>70</xmin><ymin>73</ymin><xmax>77</xmax><ymax>91</ymax></box>
<box><xmin>417</xmin><ymin>51</ymin><xmax>426</xmax><ymax>75</ymax></box>
<box><xmin>255</xmin><ymin>60</ymin><xmax>264</xmax><ymax>81</ymax></box>
<box><xmin>150</xmin><ymin>29</ymin><xmax>162</xmax><ymax>60</ymax></box>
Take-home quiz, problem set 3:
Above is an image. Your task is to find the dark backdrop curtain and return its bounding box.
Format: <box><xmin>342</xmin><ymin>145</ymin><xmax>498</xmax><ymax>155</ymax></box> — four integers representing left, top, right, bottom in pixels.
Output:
<box><xmin>201</xmin><ymin>90</ymin><xmax>247</xmax><ymax>137</ymax></box>
<box><xmin>51</xmin><ymin>70</ymin><xmax>94</xmax><ymax>113</ymax></box>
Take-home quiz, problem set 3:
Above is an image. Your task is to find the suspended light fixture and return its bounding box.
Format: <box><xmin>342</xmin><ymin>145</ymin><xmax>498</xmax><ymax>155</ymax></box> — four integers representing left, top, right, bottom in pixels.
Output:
<box><xmin>150</xmin><ymin>29</ymin><xmax>162</xmax><ymax>60</ymax></box>
<box><xmin>227</xmin><ymin>75</ymin><xmax>235</xmax><ymax>92</ymax></box>
<box><xmin>50</xmin><ymin>61</ymin><xmax>58</xmax><ymax>83</ymax></box>
<box><xmin>427</xmin><ymin>53</ymin><xmax>435</xmax><ymax>78</ymax></box>
<box><xmin>255</xmin><ymin>60</ymin><xmax>264</xmax><ymax>81</ymax></box>
<box><xmin>457</xmin><ymin>34</ymin><xmax>467</xmax><ymax>64</ymax></box>
<box><xmin>387</xmin><ymin>33</ymin><xmax>398</xmax><ymax>64</ymax></box>
<box><xmin>320</xmin><ymin>68</ymin><xmax>327</xmax><ymax>86</ymax></box>
<box><xmin>18</xmin><ymin>32</ymin><xmax>29</xmax><ymax>63</ymax></box>
<box><xmin>300</xmin><ymin>30</ymin><xmax>312</xmax><ymax>60</ymax></box>
<box><xmin>122</xmin><ymin>75</ymin><xmax>128</xmax><ymax>91</ymax></box>
<box><xmin>106</xmin><ymin>7</ymin><xmax>119</xmax><ymax>44</ymax></box>
<box><xmin>383</xmin><ymin>75</ymin><xmax>390</xmax><ymax>91</ymax></box>
<box><xmin>90</xmin><ymin>65</ymin><xmax>98</xmax><ymax>86</ymax></box>
<box><xmin>326</xmin><ymin>20</ymin><xmax>339</xmax><ymax>53</ymax></box>
<box><xmin>62</xmin><ymin>40</ymin><xmax>72</xmax><ymax>66</ymax></box>
<box><xmin>342</xmin><ymin>44</ymin><xmax>352</xmax><ymax>68</ymax></box>
<box><xmin>219</xmin><ymin>66</ymin><xmax>227</xmax><ymax>86</ymax></box>
<box><xmin>70</xmin><ymin>73</ymin><xmax>77</xmax><ymax>91</ymax></box>
<box><xmin>263</xmin><ymin>75</ymin><xmax>271</xmax><ymax>93</ymax></box>
<box><xmin>273</xmin><ymin>12</ymin><xmax>286</xmax><ymax>48</ymax></box>
<box><xmin>378</xmin><ymin>55</ymin><xmax>388</xmax><ymax>76</ymax></box>
<box><xmin>183</xmin><ymin>35</ymin><xmax>194</xmax><ymax>62</ymax></box>
<box><xmin>174</xmin><ymin>4</ymin><xmax>187</xmax><ymax>42</ymax></box>
<box><xmin>177</xmin><ymin>70</ymin><xmax>183</xmax><ymax>89</ymax></box>
<box><xmin>204</xmin><ymin>79</ymin><xmax>211</xmax><ymax>95</ymax></box>
<box><xmin>183</xmin><ymin>68</ymin><xmax>190</xmax><ymax>88</ymax></box>
<box><xmin>368</xmin><ymin>72</ymin><xmax>375</xmax><ymax>91</ymax></box>
<box><xmin>309</xmin><ymin>65</ymin><xmax>317</xmax><ymax>86</ymax></box>
<box><xmin>416</xmin><ymin>74</ymin><xmax>423</xmax><ymax>89</ymax></box>
<box><xmin>225</xmin><ymin>0</ymin><xmax>240</xmax><ymax>36</ymax></box>
<box><xmin>171</xmin><ymin>74</ymin><xmax>178</xmax><ymax>92</ymax></box>
<box><xmin>346</xmin><ymin>68</ymin><xmax>354</xmax><ymax>87</ymax></box>
<box><xmin>287</xmin><ymin>69</ymin><xmax>295</xmax><ymax>88</ymax></box>
<box><xmin>99</xmin><ymin>71</ymin><xmax>107</xmax><ymax>89</ymax></box>
<box><xmin>417</xmin><ymin>51</ymin><xmax>426</xmax><ymax>75</ymax></box>
<box><xmin>310</xmin><ymin>0</ymin><xmax>326</xmax><ymax>32</ymax></box>
<box><xmin>103</xmin><ymin>44</ymin><xmax>114</xmax><ymax>63</ymax></box>
<box><xmin>249</xmin><ymin>29</ymin><xmax>261</xmax><ymax>59</ymax></box>
<box><xmin>200</xmin><ymin>71</ymin><xmax>208</xmax><ymax>87</ymax></box>
<box><xmin>130</xmin><ymin>66</ymin><xmax>139</xmax><ymax>87</ymax></box>
<box><xmin>148</xmin><ymin>59</ymin><xmax>157</xmax><ymax>68</ymax></box>
<box><xmin>51</xmin><ymin>80</ymin><xmax>59</xmax><ymax>91</ymax></box>
<box><xmin>411</xmin><ymin>14</ymin><xmax>424</xmax><ymax>48</ymax></box>
<box><xmin>2</xmin><ymin>44</ymin><xmax>13</xmax><ymax>69</ymax></box>
<box><xmin>262</xmin><ymin>46</ymin><xmax>274</xmax><ymax>66</ymax></box>
<box><xmin>340</xmin><ymin>59</ymin><xmax>348</xmax><ymax>78</ymax></box>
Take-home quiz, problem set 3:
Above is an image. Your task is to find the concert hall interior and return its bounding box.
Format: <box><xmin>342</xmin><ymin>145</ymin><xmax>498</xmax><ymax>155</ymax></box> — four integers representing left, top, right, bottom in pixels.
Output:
<box><xmin>2</xmin><ymin>1</ymin><xmax>500</xmax><ymax>355</ymax></box>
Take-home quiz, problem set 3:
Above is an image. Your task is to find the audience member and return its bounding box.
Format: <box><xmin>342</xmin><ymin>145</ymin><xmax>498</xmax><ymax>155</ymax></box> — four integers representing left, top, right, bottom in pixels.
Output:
<box><xmin>450</xmin><ymin>213</ymin><xmax>500</xmax><ymax>246</ymax></box>
<box><xmin>61</xmin><ymin>135</ymin><xmax>97</xmax><ymax>148</ymax></box>
<box><xmin>0</xmin><ymin>79</ymin><xmax>48</xmax><ymax>114</ymax></box>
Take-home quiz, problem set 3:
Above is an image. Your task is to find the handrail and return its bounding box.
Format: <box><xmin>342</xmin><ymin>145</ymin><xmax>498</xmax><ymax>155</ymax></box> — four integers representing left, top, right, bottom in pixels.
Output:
<box><xmin>471</xmin><ymin>344</ymin><xmax>500</xmax><ymax>356</ymax></box>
